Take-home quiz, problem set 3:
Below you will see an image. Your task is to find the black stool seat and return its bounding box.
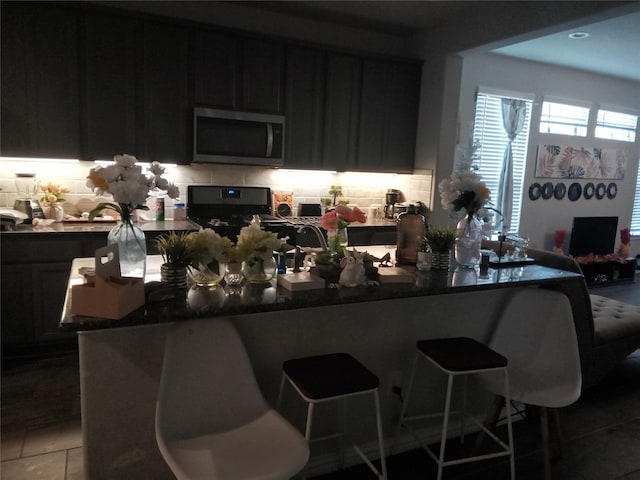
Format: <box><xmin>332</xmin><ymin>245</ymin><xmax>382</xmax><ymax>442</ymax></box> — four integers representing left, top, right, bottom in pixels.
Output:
<box><xmin>283</xmin><ymin>353</ymin><xmax>379</xmax><ymax>400</ymax></box>
<box><xmin>417</xmin><ymin>337</ymin><xmax>507</xmax><ymax>372</ymax></box>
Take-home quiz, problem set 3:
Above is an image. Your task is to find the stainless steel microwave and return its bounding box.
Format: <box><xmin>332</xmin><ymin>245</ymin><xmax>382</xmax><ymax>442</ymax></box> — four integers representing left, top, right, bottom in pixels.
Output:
<box><xmin>193</xmin><ymin>107</ymin><xmax>285</xmax><ymax>166</ymax></box>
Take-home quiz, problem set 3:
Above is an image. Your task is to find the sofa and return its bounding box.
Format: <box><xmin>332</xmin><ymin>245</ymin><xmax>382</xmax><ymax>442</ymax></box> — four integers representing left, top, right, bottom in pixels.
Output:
<box><xmin>483</xmin><ymin>240</ymin><xmax>640</xmax><ymax>391</ymax></box>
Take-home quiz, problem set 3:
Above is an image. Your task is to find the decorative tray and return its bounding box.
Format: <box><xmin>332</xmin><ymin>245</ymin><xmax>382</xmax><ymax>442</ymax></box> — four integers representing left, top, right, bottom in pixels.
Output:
<box><xmin>489</xmin><ymin>258</ymin><xmax>536</xmax><ymax>268</ymax></box>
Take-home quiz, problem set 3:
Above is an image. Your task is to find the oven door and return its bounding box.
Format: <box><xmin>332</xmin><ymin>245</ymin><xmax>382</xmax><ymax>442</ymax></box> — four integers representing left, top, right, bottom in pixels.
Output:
<box><xmin>193</xmin><ymin>108</ymin><xmax>285</xmax><ymax>166</ymax></box>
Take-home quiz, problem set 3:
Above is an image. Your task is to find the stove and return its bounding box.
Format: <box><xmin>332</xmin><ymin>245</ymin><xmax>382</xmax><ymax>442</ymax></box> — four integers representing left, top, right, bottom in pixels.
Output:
<box><xmin>187</xmin><ymin>185</ymin><xmax>319</xmax><ymax>242</ymax></box>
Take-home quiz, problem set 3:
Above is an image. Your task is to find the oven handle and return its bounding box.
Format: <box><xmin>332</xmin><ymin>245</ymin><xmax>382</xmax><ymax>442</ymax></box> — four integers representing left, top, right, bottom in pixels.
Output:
<box><xmin>266</xmin><ymin>123</ymin><xmax>274</xmax><ymax>158</ymax></box>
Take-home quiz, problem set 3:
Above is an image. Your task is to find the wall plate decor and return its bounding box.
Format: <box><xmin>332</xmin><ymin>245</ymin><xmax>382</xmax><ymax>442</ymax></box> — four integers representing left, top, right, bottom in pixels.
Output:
<box><xmin>528</xmin><ymin>183</ymin><xmax>542</xmax><ymax>201</ymax></box>
<box><xmin>568</xmin><ymin>182</ymin><xmax>582</xmax><ymax>202</ymax></box>
<box><xmin>595</xmin><ymin>183</ymin><xmax>606</xmax><ymax>200</ymax></box>
<box><xmin>535</xmin><ymin>144</ymin><xmax>628</xmax><ymax>179</ymax></box>
<box><xmin>272</xmin><ymin>191</ymin><xmax>294</xmax><ymax>217</ymax></box>
<box><xmin>553</xmin><ymin>182</ymin><xmax>566</xmax><ymax>200</ymax></box>
<box><xmin>606</xmin><ymin>183</ymin><xmax>618</xmax><ymax>199</ymax></box>
<box><xmin>583</xmin><ymin>182</ymin><xmax>595</xmax><ymax>199</ymax></box>
<box><xmin>541</xmin><ymin>182</ymin><xmax>554</xmax><ymax>200</ymax></box>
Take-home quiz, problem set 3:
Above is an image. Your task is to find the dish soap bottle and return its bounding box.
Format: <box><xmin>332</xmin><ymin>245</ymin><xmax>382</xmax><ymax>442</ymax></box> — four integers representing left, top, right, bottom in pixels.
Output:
<box><xmin>396</xmin><ymin>205</ymin><xmax>425</xmax><ymax>265</ymax></box>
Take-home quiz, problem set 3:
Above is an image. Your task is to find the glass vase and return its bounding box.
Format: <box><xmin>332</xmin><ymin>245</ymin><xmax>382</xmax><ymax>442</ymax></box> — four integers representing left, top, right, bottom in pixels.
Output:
<box><xmin>188</xmin><ymin>261</ymin><xmax>224</xmax><ymax>287</ymax></box>
<box><xmin>455</xmin><ymin>215</ymin><xmax>482</xmax><ymax>268</ymax></box>
<box><xmin>224</xmin><ymin>262</ymin><xmax>244</xmax><ymax>286</ymax></box>
<box><xmin>44</xmin><ymin>203</ymin><xmax>64</xmax><ymax>222</ymax></box>
<box><xmin>327</xmin><ymin>227</ymin><xmax>348</xmax><ymax>254</ymax></box>
<box><xmin>242</xmin><ymin>256</ymin><xmax>277</xmax><ymax>284</ymax></box>
<box><xmin>107</xmin><ymin>220</ymin><xmax>147</xmax><ymax>278</ymax></box>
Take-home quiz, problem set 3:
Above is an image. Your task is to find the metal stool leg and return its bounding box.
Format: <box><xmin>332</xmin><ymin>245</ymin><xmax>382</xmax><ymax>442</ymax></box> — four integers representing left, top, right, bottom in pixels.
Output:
<box><xmin>394</xmin><ymin>351</ymin><xmax>419</xmax><ymax>452</ymax></box>
<box><xmin>437</xmin><ymin>374</ymin><xmax>455</xmax><ymax>480</ymax></box>
<box><xmin>277</xmin><ymin>372</ymin><xmax>287</xmax><ymax>409</ymax></box>
<box><xmin>373</xmin><ymin>390</ymin><xmax>388</xmax><ymax>480</ymax></box>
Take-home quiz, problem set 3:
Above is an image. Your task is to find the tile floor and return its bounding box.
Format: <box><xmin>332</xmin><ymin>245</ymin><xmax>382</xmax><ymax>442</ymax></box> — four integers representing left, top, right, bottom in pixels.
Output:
<box><xmin>1</xmin><ymin>276</ymin><xmax>638</xmax><ymax>480</ymax></box>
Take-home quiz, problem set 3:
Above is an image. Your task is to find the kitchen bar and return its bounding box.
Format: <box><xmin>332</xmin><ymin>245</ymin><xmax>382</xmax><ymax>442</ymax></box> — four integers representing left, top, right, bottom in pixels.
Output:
<box><xmin>59</xmin><ymin>254</ymin><xmax>584</xmax><ymax>479</ymax></box>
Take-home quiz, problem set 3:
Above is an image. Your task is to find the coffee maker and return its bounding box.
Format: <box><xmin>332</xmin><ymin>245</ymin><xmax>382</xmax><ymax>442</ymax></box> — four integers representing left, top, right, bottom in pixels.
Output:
<box><xmin>14</xmin><ymin>173</ymin><xmax>45</xmax><ymax>223</ymax></box>
<box><xmin>384</xmin><ymin>189</ymin><xmax>402</xmax><ymax>219</ymax></box>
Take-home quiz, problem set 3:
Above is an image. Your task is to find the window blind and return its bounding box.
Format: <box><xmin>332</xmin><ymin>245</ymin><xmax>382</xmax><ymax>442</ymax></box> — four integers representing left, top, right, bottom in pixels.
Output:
<box><xmin>539</xmin><ymin>101</ymin><xmax>589</xmax><ymax>136</ymax></box>
<box><xmin>595</xmin><ymin>109</ymin><xmax>638</xmax><ymax>142</ymax></box>
<box><xmin>632</xmin><ymin>166</ymin><xmax>640</xmax><ymax>235</ymax></box>
<box><xmin>473</xmin><ymin>93</ymin><xmax>532</xmax><ymax>233</ymax></box>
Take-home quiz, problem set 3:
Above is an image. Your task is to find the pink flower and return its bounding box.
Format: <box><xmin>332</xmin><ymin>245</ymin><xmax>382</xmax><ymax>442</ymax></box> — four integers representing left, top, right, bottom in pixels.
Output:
<box><xmin>320</xmin><ymin>210</ymin><xmax>339</xmax><ymax>232</ymax></box>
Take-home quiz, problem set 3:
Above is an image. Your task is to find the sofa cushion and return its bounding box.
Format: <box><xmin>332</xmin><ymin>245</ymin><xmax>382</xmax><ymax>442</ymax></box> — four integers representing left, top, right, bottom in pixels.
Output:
<box><xmin>591</xmin><ymin>294</ymin><xmax>640</xmax><ymax>344</ymax></box>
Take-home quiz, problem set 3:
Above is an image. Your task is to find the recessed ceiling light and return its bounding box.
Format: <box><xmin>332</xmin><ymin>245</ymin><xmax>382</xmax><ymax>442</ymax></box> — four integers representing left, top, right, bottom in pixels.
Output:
<box><xmin>568</xmin><ymin>32</ymin><xmax>590</xmax><ymax>39</ymax></box>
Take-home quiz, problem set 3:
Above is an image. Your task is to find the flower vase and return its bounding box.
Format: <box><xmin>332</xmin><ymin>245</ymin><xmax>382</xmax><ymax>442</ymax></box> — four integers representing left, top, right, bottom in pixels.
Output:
<box><xmin>107</xmin><ymin>220</ymin><xmax>147</xmax><ymax>278</ymax></box>
<box><xmin>242</xmin><ymin>256</ymin><xmax>277</xmax><ymax>284</ymax></box>
<box><xmin>45</xmin><ymin>203</ymin><xmax>64</xmax><ymax>222</ymax></box>
<box><xmin>455</xmin><ymin>215</ymin><xmax>482</xmax><ymax>268</ymax></box>
<box><xmin>328</xmin><ymin>227</ymin><xmax>348</xmax><ymax>254</ymax></box>
<box><xmin>189</xmin><ymin>261</ymin><xmax>224</xmax><ymax>287</ymax></box>
<box><xmin>160</xmin><ymin>264</ymin><xmax>188</xmax><ymax>289</ymax></box>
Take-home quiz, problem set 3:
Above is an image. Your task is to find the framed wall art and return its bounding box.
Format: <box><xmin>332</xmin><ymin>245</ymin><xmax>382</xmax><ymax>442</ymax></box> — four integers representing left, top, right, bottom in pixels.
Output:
<box><xmin>535</xmin><ymin>144</ymin><xmax>628</xmax><ymax>179</ymax></box>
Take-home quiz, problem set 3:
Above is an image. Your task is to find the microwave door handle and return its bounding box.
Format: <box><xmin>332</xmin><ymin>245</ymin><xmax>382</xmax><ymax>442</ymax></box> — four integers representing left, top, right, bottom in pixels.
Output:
<box><xmin>266</xmin><ymin>123</ymin><xmax>274</xmax><ymax>158</ymax></box>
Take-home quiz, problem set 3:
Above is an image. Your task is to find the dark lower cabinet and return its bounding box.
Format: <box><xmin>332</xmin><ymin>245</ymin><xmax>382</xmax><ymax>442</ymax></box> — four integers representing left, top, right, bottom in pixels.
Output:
<box><xmin>0</xmin><ymin>2</ymin><xmax>80</xmax><ymax>158</ymax></box>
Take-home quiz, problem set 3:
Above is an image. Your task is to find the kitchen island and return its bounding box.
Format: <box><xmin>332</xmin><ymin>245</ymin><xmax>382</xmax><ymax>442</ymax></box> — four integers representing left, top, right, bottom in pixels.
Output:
<box><xmin>60</xmin><ymin>251</ymin><xmax>584</xmax><ymax>479</ymax></box>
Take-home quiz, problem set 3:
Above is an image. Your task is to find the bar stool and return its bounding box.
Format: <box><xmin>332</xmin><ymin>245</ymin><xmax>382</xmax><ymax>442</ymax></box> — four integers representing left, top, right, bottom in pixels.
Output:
<box><xmin>396</xmin><ymin>337</ymin><xmax>515</xmax><ymax>480</ymax></box>
<box><xmin>278</xmin><ymin>352</ymin><xmax>387</xmax><ymax>479</ymax></box>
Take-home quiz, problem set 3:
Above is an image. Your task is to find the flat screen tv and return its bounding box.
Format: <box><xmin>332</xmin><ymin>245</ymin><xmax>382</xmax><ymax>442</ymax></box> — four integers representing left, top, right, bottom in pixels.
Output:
<box><xmin>568</xmin><ymin>216</ymin><xmax>618</xmax><ymax>257</ymax></box>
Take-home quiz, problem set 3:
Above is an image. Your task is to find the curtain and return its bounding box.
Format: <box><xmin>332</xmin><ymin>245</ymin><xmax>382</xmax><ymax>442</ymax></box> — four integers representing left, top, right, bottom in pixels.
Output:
<box><xmin>497</xmin><ymin>99</ymin><xmax>527</xmax><ymax>233</ymax></box>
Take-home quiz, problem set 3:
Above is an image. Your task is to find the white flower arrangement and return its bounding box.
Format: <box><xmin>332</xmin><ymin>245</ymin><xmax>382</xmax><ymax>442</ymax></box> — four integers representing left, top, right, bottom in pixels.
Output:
<box><xmin>86</xmin><ymin>154</ymin><xmax>179</xmax><ymax>221</ymax></box>
<box><xmin>186</xmin><ymin>229</ymin><xmax>234</xmax><ymax>267</ymax></box>
<box><xmin>236</xmin><ymin>223</ymin><xmax>292</xmax><ymax>266</ymax></box>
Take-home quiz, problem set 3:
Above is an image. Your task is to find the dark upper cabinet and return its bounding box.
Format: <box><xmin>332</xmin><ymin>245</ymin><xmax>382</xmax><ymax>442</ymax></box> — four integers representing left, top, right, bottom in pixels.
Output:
<box><xmin>242</xmin><ymin>39</ymin><xmax>283</xmax><ymax>113</ymax></box>
<box><xmin>322</xmin><ymin>54</ymin><xmax>362</xmax><ymax>171</ymax></box>
<box><xmin>284</xmin><ymin>46</ymin><xmax>325</xmax><ymax>169</ymax></box>
<box><xmin>358</xmin><ymin>60</ymin><xmax>421</xmax><ymax>173</ymax></box>
<box><xmin>81</xmin><ymin>13</ymin><xmax>137</xmax><ymax>159</ymax></box>
<box><xmin>137</xmin><ymin>21</ymin><xmax>191</xmax><ymax>164</ymax></box>
<box><xmin>194</xmin><ymin>30</ymin><xmax>239</xmax><ymax>109</ymax></box>
<box><xmin>0</xmin><ymin>3</ymin><xmax>80</xmax><ymax>158</ymax></box>
<box><xmin>195</xmin><ymin>32</ymin><xmax>283</xmax><ymax>114</ymax></box>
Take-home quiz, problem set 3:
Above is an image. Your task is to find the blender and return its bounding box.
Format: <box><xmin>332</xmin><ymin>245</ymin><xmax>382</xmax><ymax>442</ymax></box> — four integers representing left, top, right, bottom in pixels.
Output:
<box><xmin>14</xmin><ymin>173</ymin><xmax>45</xmax><ymax>223</ymax></box>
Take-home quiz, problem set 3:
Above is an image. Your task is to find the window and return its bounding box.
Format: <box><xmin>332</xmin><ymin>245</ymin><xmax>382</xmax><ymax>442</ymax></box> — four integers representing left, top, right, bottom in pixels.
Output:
<box><xmin>539</xmin><ymin>101</ymin><xmax>589</xmax><ymax>136</ymax></box>
<box><xmin>632</xmin><ymin>166</ymin><xmax>640</xmax><ymax>236</ymax></box>
<box><xmin>596</xmin><ymin>109</ymin><xmax>638</xmax><ymax>142</ymax></box>
<box><xmin>473</xmin><ymin>92</ymin><xmax>533</xmax><ymax>233</ymax></box>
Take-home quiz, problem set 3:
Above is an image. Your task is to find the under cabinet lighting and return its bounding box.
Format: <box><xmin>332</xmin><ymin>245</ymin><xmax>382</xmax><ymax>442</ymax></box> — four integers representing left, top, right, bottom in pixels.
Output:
<box><xmin>0</xmin><ymin>156</ymin><xmax>80</xmax><ymax>163</ymax></box>
<box><xmin>568</xmin><ymin>32</ymin><xmax>590</xmax><ymax>39</ymax></box>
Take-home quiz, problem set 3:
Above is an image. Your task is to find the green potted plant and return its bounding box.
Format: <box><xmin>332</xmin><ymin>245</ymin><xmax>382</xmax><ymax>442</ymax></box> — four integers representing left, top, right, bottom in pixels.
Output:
<box><xmin>423</xmin><ymin>226</ymin><xmax>457</xmax><ymax>270</ymax></box>
<box><xmin>155</xmin><ymin>231</ymin><xmax>193</xmax><ymax>288</ymax></box>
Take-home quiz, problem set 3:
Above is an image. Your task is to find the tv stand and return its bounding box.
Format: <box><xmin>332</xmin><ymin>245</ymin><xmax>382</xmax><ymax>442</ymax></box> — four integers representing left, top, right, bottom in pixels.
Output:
<box><xmin>579</xmin><ymin>259</ymin><xmax>635</xmax><ymax>286</ymax></box>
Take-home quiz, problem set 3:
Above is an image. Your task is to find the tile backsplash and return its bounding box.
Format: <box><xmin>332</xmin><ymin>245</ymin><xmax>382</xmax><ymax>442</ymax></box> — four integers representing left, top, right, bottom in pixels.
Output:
<box><xmin>0</xmin><ymin>159</ymin><xmax>433</xmax><ymax>219</ymax></box>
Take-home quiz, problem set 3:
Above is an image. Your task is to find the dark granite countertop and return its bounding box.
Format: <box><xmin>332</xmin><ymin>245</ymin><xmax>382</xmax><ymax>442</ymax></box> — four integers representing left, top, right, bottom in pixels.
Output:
<box><xmin>59</xmin><ymin>253</ymin><xmax>584</xmax><ymax>333</ymax></box>
<box><xmin>2</xmin><ymin>219</ymin><xmax>200</xmax><ymax>235</ymax></box>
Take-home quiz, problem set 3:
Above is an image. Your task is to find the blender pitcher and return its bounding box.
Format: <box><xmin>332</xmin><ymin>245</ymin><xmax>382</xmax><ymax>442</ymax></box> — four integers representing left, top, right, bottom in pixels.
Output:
<box><xmin>14</xmin><ymin>173</ymin><xmax>45</xmax><ymax>222</ymax></box>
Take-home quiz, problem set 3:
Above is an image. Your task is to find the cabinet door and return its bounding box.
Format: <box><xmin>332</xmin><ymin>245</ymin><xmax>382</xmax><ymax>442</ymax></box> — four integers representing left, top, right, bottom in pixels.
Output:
<box><xmin>0</xmin><ymin>3</ymin><xmax>80</xmax><ymax>158</ymax></box>
<box><xmin>358</xmin><ymin>60</ymin><xmax>421</xmax><ymax>173</ymax></box>
<box><xmin>242</xmin><ymin>39</ymin><xmax>284</xmax><ymax>113</ymax></box>
<box><xmin>82</xmin><ymin>13</ymin><xmax>137</xmax><ymax>159</ymax></box>
<box><xmin>194</xmin><ymin>30</ymin><xmax>239</xmax><ymax>109</ymax></box>
<box><xmin>284</xmin><ymin>46</ymin><xmax>325</xmax><ymax>169</ymax></box>
<box><xmin>1</xmin><ymin>265</ymin><xmax>34</xmax><ymax>344</ymax></box>
<box><xmin>322</xmin><ymin>54</ymin><xmax>361</xmax><ymax>170</ymax></box>
<box><xmin>32</xmin><ymin>263</ymin><xmax>75</xmax><ymax>342</ymax></box>
<box><xmin>138</xmin><ymin>21</ymin><xmax>190</xmax><ymax>164</ymax></box>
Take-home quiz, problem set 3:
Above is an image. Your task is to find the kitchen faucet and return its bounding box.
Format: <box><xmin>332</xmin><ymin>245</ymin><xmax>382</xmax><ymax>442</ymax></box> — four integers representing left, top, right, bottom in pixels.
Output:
<box><xmin>296</xmin><ymin>225</ymin><xmax>329</xmax><ymax>252</ymax></box>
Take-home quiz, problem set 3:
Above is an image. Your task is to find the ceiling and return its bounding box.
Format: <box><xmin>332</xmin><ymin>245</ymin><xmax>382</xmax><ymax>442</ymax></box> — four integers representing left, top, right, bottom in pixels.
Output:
<box><xmin>247</xmin><ymin>1</ymin><xmax>640</xmax><ymax>83</ymax></box>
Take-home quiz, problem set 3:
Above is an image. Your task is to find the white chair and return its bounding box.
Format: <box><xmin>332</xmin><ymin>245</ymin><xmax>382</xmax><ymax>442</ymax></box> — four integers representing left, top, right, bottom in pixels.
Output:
<box><xmin>156</xmin><ymin>317</ymin><xmax>309</xmax><ymax>480</ymax></box>
<box><xmin>476</xmin><ymin>287</ymin><xmax>582</xmax><ymax>480</ymax></box>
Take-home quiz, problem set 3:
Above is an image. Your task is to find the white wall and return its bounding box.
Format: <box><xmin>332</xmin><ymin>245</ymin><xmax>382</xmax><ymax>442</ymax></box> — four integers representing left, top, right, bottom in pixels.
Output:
<box><xmin>457</xmin><ymin>52</ymin><xmax>640</xmax><ymax>255</ymax></box>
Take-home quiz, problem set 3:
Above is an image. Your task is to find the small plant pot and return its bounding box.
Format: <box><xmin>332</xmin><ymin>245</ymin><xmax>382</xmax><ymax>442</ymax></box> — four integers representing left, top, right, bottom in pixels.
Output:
<box><xmin>430</xmin><ymin>251</ymin><xmax>451</xmax><ymax>270</ymax></box>
<box><xmin>160</xmin><ymin>264</ymin><xmax>188</xmax><ymax>289</ymax></box>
